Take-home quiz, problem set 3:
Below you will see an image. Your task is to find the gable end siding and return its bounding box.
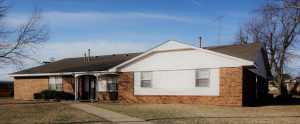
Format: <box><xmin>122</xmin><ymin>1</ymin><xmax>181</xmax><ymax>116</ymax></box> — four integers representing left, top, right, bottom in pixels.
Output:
<box><xmin>250</xmin><ymin>49</ymin><xmax>268</xmax><ymax>79</ymax></box>
<box><xmin>120</xmin><ymin>50</ymin><xmax>252</xmax><ymax>72</ymax></box>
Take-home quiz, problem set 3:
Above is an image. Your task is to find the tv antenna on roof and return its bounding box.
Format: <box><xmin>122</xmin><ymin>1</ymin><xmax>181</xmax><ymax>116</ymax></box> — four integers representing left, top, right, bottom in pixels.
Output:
<box><xmin>210</xmin><ymin>14</ymin><xmax>226</xmax><ymax>45</ymax></box>
<box><xmin>190</xmin><ymin>0</ymin><xmax>226</xmax><ymax>45</ymax></box>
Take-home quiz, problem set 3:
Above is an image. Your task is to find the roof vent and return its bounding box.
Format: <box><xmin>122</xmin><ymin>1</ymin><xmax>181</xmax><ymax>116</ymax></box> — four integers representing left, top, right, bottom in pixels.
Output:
<box><xmin>112</xmin><ymin>54</ymin><xmax>115</xmax><ymax>56</ymax></box>
<box><xmin>199</xmin><ymin>36</ymin><xmax>202</xmax><ymax>48</ymax></box>
<box><xmin>88</xmin><ymin>49</ymin><xmax>90</xmax><ymax>62</ymax></box>
<box><xmin>42</xmin><ymin>61</ymin><xmax>50</xmax><ymax>64</ymax></box>
<box><xmin>84</xmin><ymin>53</ymin><xmax>87</xmax><ymax>62</ymax></box>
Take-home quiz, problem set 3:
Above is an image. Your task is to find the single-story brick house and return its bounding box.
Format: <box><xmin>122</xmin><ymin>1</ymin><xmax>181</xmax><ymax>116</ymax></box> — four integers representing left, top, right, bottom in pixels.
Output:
<box><xmin>9</xmin><ymin>41</ymin><xmax>273</xmax><ymax>106</ymax></box>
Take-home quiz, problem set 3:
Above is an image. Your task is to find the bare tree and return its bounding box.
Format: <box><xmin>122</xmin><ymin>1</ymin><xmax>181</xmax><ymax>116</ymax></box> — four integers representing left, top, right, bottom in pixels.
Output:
<box><xmin>0</xmin><ymin>2</ymin><xmax>49</xmax><ymax>69</ymax></box>
<box><xmin>235</xmin><ymin>27</ymin><xmax>249</xmax><ymax>44</ymax></box>
<box><xmin>285</xmin><ymin>0</ymin><xmax>300</xmax><ymax>9</ymax></box>
<box><xmin>235</xmin><ymin>0</ymin><xmax>300</xmax><ymax>96</ymax></box>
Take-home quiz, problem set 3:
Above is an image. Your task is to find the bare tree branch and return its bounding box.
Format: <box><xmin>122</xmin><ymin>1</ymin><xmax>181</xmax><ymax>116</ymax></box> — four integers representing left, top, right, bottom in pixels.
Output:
<box><xmin>235</xmin><ymin>0</ymin><xmax>300</xmax><ymax>96</ymax></box>
<box><xmin>0</xmin><ymin>3</ymin><xmax>49</xmax><ymax>69</ymax></box>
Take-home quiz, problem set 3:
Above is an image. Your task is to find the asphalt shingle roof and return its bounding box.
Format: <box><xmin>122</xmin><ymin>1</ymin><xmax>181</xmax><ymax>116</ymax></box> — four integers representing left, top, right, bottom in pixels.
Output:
<box><xmin>204</xmin><ymin>43</ymin><xmax>262</xmax><ymax>61</ymax></box>
<box><xmin>11</xmin><ymin>53</ymin><xmax>142</xmax><ymax>74</ymax></box>
<box><xmin>11</xmin><ymin>43</ymin><xmax>263</xmax><ymax>75</ymax></box>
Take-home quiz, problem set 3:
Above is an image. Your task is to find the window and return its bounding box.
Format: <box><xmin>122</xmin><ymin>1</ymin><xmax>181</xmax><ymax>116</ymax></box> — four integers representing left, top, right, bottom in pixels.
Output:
<box><xmin>195</xmin><ymin>69</ymin><xmax>210</xmax><ymax>87</ymax></box>
<box><xmin>141</xmin><ymin>72</ymin><xmax>152</xmax><ymax>88</ymax></box>
<box><xmin>49</xmin><ymin>76</ymin><xmax>63</xmax><ymax>91</ymax></box>
<box><xmin>107</xmin><ymin>76</ymin><xmax>117</xmax><ymax>91</ymax></box>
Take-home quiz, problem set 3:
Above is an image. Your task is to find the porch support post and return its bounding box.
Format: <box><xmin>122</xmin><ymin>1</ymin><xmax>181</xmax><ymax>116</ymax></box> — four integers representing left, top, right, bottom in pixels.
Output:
<box><xmin>95</xmin><ymin>74</ymin><xmax>99</xmax><ymax>101</ymax></box>
<box><xmin>75</xmin><ymin>77</ymin><xmax>78</xmax><ymax>101</ymax></box>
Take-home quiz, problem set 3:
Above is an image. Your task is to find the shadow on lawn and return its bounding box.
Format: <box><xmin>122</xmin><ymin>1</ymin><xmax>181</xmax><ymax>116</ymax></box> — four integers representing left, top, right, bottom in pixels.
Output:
<box><xmin>146</xmin><ymin>115</ymin><xmax>300</xmax><ymax>121</ymax></box>
<box><xmin>261</xmin><ymin>96</ymin><xmax>300</xmax><ymax>106</ymax></box>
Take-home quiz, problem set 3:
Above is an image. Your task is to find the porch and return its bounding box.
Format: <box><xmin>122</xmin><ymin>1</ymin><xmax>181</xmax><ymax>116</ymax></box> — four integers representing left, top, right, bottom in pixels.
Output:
<box><xmin>73</xmin><ymin>72</ymin><xmax>118</xmax><ymax>101</ymax></box>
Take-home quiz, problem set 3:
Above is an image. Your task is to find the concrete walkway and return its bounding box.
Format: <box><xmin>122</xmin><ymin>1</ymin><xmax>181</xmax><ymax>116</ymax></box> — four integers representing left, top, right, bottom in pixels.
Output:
<box><xmin>70</xmin><ymin>103</ymin><xmax>153</xmax><ymax>124</ymax></box>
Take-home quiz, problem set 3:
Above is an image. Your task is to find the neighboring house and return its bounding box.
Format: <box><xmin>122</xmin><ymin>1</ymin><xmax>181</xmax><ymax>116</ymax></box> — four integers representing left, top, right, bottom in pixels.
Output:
<box><xmin>269</xmin><ymin>75</ymin><xmax>300</xmax><ymax>95</ymax></box>
<box><xmin>0</xmin><ymin>80</ymin><xmax>14</xmax><ymax>97</ymax></box>
<box><xmin>284</xmin><ymin>76</ymin><xmax>300</xmax><ymax>94</ymax></box>
<box><xmin>8</xmin><ymin>41</ymin><xmax>273</xmax><ymax>106</ymax></box>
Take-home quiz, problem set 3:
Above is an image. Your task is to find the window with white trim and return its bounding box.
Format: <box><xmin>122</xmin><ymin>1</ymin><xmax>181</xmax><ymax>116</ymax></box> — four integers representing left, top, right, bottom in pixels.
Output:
<box><xmin>49</xmin><ymin>76</ymin><xmax>63</xmax><ymax>91</ymax></box>
<box><xmin>195</xmin><ymin>69</ymin><xmax>210</xmax><ymax>87</ymax></box>
<box><xmin>106</xmin><ymin>75</ymin><xmax>117</xmax><ymax>91</ymax></box>
<box><xmin>141</xmin><ymin>72</ymin><xmax>152</xmax><ymax>88</ymax></box>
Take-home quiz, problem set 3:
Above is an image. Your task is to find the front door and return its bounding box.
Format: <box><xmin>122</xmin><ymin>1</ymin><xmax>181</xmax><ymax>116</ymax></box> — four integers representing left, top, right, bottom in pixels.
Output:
<box><xmin>80</xmin><ymin>75</ymin><xmax>96</xmax><ymax>100</ymax></box>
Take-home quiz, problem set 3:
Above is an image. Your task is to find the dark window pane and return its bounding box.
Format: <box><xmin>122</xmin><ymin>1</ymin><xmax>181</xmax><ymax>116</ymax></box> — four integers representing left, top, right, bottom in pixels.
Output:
<box><xmin>107</xmin><ymin>83</ymin><xmax>117</xmax><ymax>91</ymax></box>
<box><xmin>196</xmin><ymin>79</ymin><xmax>209</xmax><ymax>87</ymax></box>
<box><xmin>141</xmin><ymin>80</ymin><xmax>152</xmax><ymax>88</ymax></box>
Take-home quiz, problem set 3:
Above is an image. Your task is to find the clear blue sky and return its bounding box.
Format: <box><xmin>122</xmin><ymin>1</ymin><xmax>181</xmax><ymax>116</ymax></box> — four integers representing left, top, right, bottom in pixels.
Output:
<box><xmin>3</xmin><ymin>0</ymin><xmax>298</xmax><ymax>81</ymax></box>
<box><xmin>6</xmin><ymin>0</ymin><xmax>265</xmax><ymax>46</ymax></box>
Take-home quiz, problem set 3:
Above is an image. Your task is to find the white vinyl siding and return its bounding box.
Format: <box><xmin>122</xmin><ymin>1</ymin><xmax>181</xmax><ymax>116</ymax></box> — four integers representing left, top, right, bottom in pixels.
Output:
<box><xmin>98</xmin><ymin>76</ymin><xmax>106</xmax><ymax>92</ymax></box>
<box><xmin>121</xmin><ymin>49</ymin><xmax>252</xmax><ymax>72</ymax></box>
<box><xmin>250</xmin><ymin>50</ymin><xmax>268</xmax><ymax>79</ymax></box>
<box><xmin>141</xmin><ymin>72</ymin><xmax>152</xmax><ymax>88</ymax></box>
<box><xmin>195</xmin><ymin>69</ymin><xmax>210</xmax><ymax>87</ymax></box>
<box><xmin>49</xmin><ymin>76</ymin><xmax>63</xmax><ymax>91</ymax></box>
<box><xmin>134</xmin><ymin>69</ymin><xmax>219</xmax><ymax>96</ymax></box>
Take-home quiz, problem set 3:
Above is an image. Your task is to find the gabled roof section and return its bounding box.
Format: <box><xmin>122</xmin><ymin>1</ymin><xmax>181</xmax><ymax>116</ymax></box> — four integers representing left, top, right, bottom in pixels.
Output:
<box><xmin>10</xmin><ymin>53</ymin><xmax>142</xmax><ymax>75</ymax></box>
<box><xmin>204</xmin><ymin>43</ymin><xmax>263</xmax><ymax>61</ymax></box>
<box><xmin>10</xmin><ymin>40</ymin><xmax>264</xmax><ymax>76</ymax></box>
<box><xmin>110</xmin><ymin>40</ymin><xmax>257</xmax><ymax>71</ymax></box>
<box><xmin>153</xmin><ymin>40</ymin><xmax>195</xmax><ymax>51</ymax></box>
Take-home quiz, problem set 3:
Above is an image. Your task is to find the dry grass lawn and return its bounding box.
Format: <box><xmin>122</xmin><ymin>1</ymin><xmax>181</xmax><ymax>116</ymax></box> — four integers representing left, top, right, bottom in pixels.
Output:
<box><xmin>95</xmin><ymin>103</ymin><xmax>300</xmax><ymax>124</ymax></box>
<box><xmin>0</xmin><ymin>97</ymin><xmax>50</xmax><ymax>105</ymax></box>
<box><xmin>0</xmin><ymin>101</ymin><xmax>111</xmax><ymax>124</ymax></box>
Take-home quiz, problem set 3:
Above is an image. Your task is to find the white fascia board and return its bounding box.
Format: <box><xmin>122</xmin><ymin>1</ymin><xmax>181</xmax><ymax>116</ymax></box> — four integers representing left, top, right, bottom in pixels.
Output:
<box><xmin>8</xmin><ymin>72</ymin><xmax>74</xmax><ymax>77</ymax></box>
<box><xmin>109</xmin><ymin>40</ymin><xmax>255</xmax><ymax>71</ymax></box>
<box><xmin>8</xmin><ymin>71</ymin><xmax>110</xmax><ymax>77</ymax></box>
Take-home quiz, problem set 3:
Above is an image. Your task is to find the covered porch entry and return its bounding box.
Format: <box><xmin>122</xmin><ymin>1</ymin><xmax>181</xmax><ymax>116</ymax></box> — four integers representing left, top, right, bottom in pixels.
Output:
<box><xmin>76</xmin><ymin>75</ymin><xmax>97</xmax><ymax>100</ymax></box>
<box><xmin>74</xmin><ymin>72</ymin><xmax>118</xmax><ymax>101</ymax></box>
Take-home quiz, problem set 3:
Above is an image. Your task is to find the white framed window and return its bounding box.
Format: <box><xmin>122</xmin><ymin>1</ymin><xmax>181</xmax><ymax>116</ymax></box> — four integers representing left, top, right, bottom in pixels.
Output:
<box><xmin>49</xmin><ymin>76</ymin><xmax>63</xmax><ymax>91</ymax></box>
<box><xmin>141</xmin><ymin>72</ymin><xmax>152</xmax><ymax>88</ymax></box>
<box><xmin>106</xmin><ymin>75</ymin><xmax>117</xmax><ymax>91</ymax></box>
<box><xmin>195</xmin><ymin>69</ymin><xmax>210</xmax><ymax>87</ymax></box>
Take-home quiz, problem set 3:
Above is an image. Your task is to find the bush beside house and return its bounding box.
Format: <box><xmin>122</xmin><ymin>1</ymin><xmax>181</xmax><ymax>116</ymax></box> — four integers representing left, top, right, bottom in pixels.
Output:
<box><xmin>34</xmin><ymin>90</ymin><xmax>74</xmax><ymax>100</ymax></box>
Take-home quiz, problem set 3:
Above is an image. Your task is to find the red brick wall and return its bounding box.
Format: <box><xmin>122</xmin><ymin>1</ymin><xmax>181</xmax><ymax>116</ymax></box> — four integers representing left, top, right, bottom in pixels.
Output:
<box><xmin>98</xmin><ymin>92</ymin><xmax>118</xmax><ymax>101</ymax></box>
<box><xmin>14</xmin><ymin>77</ymin><xmax>49</xmax><ymax>100</ymax></box>
<box><xmin>118</xmin><ymin>67</ymin><xmax>244</xmax><ymax>106</ymax></box>
<box><xmin>62</xmin><ymin>76</ymin><xmax>75</xmax><ymax>94</ymax></box>
<box><xmin>14</xmin><ymin>76</ymin><xmax>76</xmax><ymax>100</ymax></box>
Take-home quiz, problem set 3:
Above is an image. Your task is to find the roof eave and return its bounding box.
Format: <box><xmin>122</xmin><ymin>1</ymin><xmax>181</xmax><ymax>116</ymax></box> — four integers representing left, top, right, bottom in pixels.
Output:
<box><xmin>7</xmin><ymin>71</ymin><xmax>112</xmax><ymax>77</ymax></box>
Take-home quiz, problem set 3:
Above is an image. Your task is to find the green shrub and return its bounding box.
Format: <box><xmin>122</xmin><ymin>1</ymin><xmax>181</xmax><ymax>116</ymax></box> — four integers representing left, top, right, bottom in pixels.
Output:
<box><xmin>56</xmin><ymin>91</ymin><xmax>74</xmax><ymax>100</ymax></box>
<box><xmin>33</xmin><ymin>90</ymin><xmax>74</xmax><ymax>100</ymax></box>
<box><xmin>33</xmin><ymin>93</ymin><xmax>41</xmax><ymax>99</ymax></box>
<box><xmin>39</xmin><ymin>90</ymin><xmax>58</xmax><ymax>100</ymax></box>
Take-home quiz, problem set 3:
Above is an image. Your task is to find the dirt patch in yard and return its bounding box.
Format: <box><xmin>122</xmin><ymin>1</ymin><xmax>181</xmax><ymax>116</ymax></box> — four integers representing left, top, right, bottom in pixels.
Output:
<box><xmin>94</xmin><ymin>103</ymin><xmax>300</xmax><ymax>124</ymax></box>
<box><xmin>0</xmin><ymin>102</ymin><xmax>111</xmax><ymax>124</ymax></box>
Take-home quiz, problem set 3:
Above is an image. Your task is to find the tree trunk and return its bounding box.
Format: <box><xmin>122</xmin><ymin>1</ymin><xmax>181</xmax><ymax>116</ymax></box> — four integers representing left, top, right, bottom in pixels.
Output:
<box><xmin>275</xmin><ymin>76</ymin><xmax>282</xmax><ymax>96</ymax></box>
